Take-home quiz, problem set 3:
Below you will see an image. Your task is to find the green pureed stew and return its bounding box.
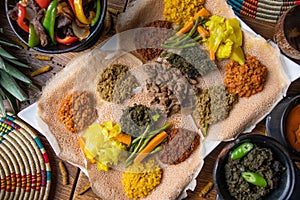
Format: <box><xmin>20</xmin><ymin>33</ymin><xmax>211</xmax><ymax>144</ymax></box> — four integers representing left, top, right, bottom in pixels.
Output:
<box><xmin>225</xmin><ymin>145</ymin><xmax>285</xmax><ymax>200</ymax></box>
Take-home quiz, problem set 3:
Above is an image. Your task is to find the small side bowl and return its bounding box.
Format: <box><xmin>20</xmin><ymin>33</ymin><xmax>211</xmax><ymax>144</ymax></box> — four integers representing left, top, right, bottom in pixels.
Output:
<box><xmin>5</xmin><ymin>0</ymin><xmax>107</xmax><ymax>54</ymax></box>
<box><xmin>274</xmin><ymin>4</ymin><xmax>300</xmax><ymax>59</ymax></box>
<box><xmin>280</xmin><ymin>94</ymin><xmax>300</xmax><ymax>159</ymax></box>
<box><xmin>214</xmin><ymin>134</ymin><xmax>296</xmax><ymax>200</ymax></box>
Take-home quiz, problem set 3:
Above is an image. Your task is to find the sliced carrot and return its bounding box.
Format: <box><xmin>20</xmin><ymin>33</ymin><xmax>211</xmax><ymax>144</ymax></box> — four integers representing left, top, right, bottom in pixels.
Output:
<box><xmin>176</xmin><ymin>21</ymin><xmax>194</xmax><ymax>36</ymax></box>
<box><xmin>134</xmin><ymin>131</ymin><xmax>168</xmax><ymax>163</ymax></box>
<box><xmin>197</xmin><ymin>25</ymin><xmax>209</xmax><ymax>38</ymax></box>
<box><xmin>193</xmin><ymin>7</ymin><xmax>211</xmax><ymax>20</ymax></box>
<box><xmin>78</xmin><ymin>137</ymin><xmax>96</xmax><ymax>164</ymax></box>
<box><xmin>112</xmin><ymin>132</ymin><xmax>132</xmax><ymax>145</ymax></box>
<box><xmin>209</xmin><ymin>50</ymin><xmax>215</xmax><ymax>61</ymax></box>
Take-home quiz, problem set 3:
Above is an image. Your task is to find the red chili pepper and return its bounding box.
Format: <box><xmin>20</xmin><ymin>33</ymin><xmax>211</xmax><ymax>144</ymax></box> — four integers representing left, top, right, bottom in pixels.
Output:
<box><xmin>17</xmin><ymin>4</ymin><xmax>29</xmax><ymax>33</ymax></box>
<box><xmin>35</xmin><ymin>0</ymin><xmax>50</xmax><ymax>8</ymax></box>
<box><xmin>55</xmin><ymin>35</ymin><xmax>78</xmax><ymax>45</ymax></box>
<box><xmin>68</xmin><ymin>0</ymin><xmax>76</xmax><ymax>14</ymax></box>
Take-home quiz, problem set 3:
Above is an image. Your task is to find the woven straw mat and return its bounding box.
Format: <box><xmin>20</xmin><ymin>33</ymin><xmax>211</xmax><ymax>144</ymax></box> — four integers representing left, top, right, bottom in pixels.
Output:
<box><xmin>0</xmin><ymin>113</ymin><xmax>51</xmax><ymax>200</ymax></box>
<box><xmin>227</xmin><ymin>0</ymin><xmax>300</xmax><ymax>23</ymax></box>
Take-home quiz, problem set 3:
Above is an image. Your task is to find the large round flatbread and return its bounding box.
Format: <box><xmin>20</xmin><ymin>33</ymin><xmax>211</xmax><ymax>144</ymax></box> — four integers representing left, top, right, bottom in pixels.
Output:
<box><xmin>37</xmin><ymin>50</ymin><xmax>144</xmax><ymax>167</ymax></box>
<box><xmin>37</xmin><ymin>48</ymin><xmax>204</xmax><ymax>199</ymax></box>
<box><xmin>116</xmin><ymin>0</ymin><xmax>290</xmax><ymax>141</ymax></box>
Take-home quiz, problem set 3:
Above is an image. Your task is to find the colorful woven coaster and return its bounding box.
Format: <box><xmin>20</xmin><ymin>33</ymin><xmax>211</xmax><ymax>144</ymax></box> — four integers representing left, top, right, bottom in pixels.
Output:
<box><xmin>0</xmin><ymin>113</ymin><xmax>51</xmax><ymax>200</ymax></box>
<box><xmin>227</xmin><ymin>0</ymin><xmax>300</xmax><ymax>23</ymax></box>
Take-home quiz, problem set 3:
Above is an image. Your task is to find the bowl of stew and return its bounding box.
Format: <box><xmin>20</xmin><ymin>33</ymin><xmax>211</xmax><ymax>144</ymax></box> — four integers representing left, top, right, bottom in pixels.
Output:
<box><xmin>5</xmin><ymin>0</ymin><xmax>107</xmax><ymax>54</ymax></box>
<box><xmin>214</xmin><ymin>134</ymin><xmax>296</xmax><ymax>200</ymax></box>
<box><xmin>281</xmin><ymin>95</ymin><xmax>300</xmax><ymax>159</ymax></box>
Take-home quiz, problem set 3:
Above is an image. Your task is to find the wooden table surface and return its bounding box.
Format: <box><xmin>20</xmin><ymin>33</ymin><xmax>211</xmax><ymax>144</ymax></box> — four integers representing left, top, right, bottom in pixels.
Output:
<box><xmin>1</xmin><ymin>1</ymin><xmax>300</xmax><ymax>200</ymax></box>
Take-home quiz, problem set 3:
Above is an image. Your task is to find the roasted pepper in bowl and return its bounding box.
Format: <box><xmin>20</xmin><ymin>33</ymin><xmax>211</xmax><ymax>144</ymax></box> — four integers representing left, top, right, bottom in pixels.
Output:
<box><xmin>35</xmin><ymin>0</ymin><xmax>50</xmax><ymax>8</ymax></box>
<box><xmin>74</xmin><ymin>0</ymin><xmax>92</xmax><ymax>24</ymax></box>
<box><xmin>17</xmin><ymin>3</ymin><xmax>29</xmax><ymax>33</ymax></box>
<box><xmin>43</xmin><ymin>0</ymin><xmax>58</xmax><ymax>44</ymax></box>
<box><xmin>230</xmin><ymin>142</ymin><xmax>254</xmax><ymax>160</ymax></box>
<box><xmin>55</xmin><ymin>35</ymin><xmax>78</xmax><ymax>45</ymax></box>
<box><xmin>7</xmin><ymin>0</ymin><xmax>103</xmax><ymax>48</ymax></box>
<box><xmin>242</xmin><ymin>172</ymin><xmax>268</xmax><ymax>187</ymax></box>
<box><xmin>73</xmin><ymin>0</ymin><xmax>101</xmax><ymax>25</ymax></box>
<box><xmin>28</xmin><ymin>24</ymin><xmax>40</xmax><ymax>47</ymax></box>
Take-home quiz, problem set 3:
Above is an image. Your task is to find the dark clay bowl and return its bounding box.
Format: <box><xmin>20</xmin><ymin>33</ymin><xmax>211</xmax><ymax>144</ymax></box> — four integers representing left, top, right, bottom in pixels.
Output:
<box><xmin>280</xmin><ymin>94</ymin><xmax>300</xmax><ymax>159</ymax></box>
<box><xmin>214</xmin><ymin>134</ymin><xmax>296</xmax><ymax>200</ymax></box>
<box><xmin>274</xmin><ymin>4</ymin><xmax>300</xmax><ymax>59</ymax></box>
<box><xmin>5</xmin><ymin>0</ymin><xmax>107</xmax><ymax>54</ymax></box>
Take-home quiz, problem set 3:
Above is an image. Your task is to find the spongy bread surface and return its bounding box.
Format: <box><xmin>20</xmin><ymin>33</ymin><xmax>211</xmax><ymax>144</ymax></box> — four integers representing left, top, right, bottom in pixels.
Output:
<box><xmin>37</xmin><ymin>52</ymin><xmax>93</xmax><ymax>167</ymax></box>
<box><xmin>88</xmin><ymin>139</ymin><xmax>203</xmax><ymax>200</ymax></box>
<box><xmin>115</xmin><ymin>0</ymin><xmax>290</xmax><ymax>141</ymax></box>
<box><xmin>84</xmin><ymin>59</ymin><xmax>204</xmax><ymax>199</ymax></box>
<box><xmin>37</xmin><ymin>50</ymin><xmax>143</xmax><ymax>167</ymax></box>
<box><xmin>37</xmin><ymin>47</ymin><xmax>204</xmax><ymax>199</ymax></box>
<box><xmin>203</xmin><ymin>0</ymin><xmax>290</xmax><ymax>140</ymax></box>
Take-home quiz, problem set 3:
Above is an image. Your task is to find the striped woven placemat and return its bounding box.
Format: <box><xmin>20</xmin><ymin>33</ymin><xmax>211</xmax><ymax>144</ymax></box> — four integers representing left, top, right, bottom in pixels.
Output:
<box><xmin>227</xmin><ymin>0</ymin><xmax>300</xmax><ymax>23</ymax></box>
<box><xmin>0</xmin><ymin>113</ymin><xmax>51</xmax><ymax>200</ymax></box>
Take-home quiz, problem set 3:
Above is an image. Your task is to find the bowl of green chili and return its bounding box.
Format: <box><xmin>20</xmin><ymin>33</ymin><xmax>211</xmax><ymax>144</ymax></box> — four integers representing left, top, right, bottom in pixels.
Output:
<box><xmin>214</xmin><ymin>134</ymin><xmax>298</xmax><ymax>200</ymax></box>
<box><xmin>5</xmin><ymin>0</ymin><xmax>107</xmax><ymax>54</ymax></box>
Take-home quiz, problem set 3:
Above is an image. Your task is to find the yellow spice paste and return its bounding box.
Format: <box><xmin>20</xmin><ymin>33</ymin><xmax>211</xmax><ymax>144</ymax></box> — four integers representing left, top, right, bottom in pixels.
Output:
<box><xmin>163</xmin><ymin>0</ymin><xmax>205</xmax><ymax>25</ymax></box>
<box><xmin>122</xmin><ymin>158</ymin><xmax>162</xmax><ymax>199</ymax></box>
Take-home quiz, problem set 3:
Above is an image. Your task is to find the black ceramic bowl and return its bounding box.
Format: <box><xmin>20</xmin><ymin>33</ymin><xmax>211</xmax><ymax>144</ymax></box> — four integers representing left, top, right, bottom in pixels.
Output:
<box><xmin>281</xmin><ymin>95</ymin><xmax>300</xmax><ymax>159</ymax></box>
<box><xmin>274</xmin><ymin>4</ymin><xmax>300</xmax><ymax>59</ymax></box>
<box><xmin>214</xmin><ymin>134</ymin><xmax>296</xmax><ymax>200</ymax></box>
<box><xmin>5</xmin><ymin>0</ymin><xmax>107</xmax><ymax>54</ymax></box>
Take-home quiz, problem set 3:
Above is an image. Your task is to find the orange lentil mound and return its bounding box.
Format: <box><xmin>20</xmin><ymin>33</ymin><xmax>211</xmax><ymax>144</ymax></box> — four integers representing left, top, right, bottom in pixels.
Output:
<box><xmin>58</xmin><ymin>91</ymin><xmax>97</xmax><ymax>133</ymax></box>
<box><xmin>224</xmin><ymin>54</ymin><xmax>268</xmax><ymax>97</ymax></box>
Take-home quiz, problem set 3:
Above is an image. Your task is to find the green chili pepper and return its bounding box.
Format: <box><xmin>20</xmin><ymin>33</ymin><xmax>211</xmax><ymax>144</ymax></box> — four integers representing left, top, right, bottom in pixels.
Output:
<box><xmin>242</xmin><ymin>172</ymin><xmax>267</xmax><ymax>187</ymax></box>
<box><xmin>43</xmin><ymin>0</ymin><xmax>58</xmax><ymax>44</ymax></box>
<box><xmin>28</xmin><ymin>24</ymin><xmax>40</xmax><ymax>48</ymax></box>
<box><xmin>91</xmin><ymin>0</ymin><xmax>101</xmax><ymax>26</ymax></box>
<box><xmin>230</xmin><ymin>142</ymin><xmax>254</xmax><ymax>160</ymax></box>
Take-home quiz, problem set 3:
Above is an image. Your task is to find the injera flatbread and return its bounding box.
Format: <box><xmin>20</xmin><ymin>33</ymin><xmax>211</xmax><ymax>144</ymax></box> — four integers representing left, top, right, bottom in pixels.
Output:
<box><xmin>37</xmin><ymin>50</ymin><xmax>144</xmax><ymax>168</ymax></box>
<box><xmin>37</xmin><ymin>48</ymin><xmax>204</xmax><ymax>199</ymax></box>
<box><xmin>73</xmin><ymin>53</ymin><xmax>204</xmax><ymax>199</ymax></box>
<box><xmin>116</xmin><ymin>0</ymin><xmax>164</xmax><ymax>32</ymax></box>
<box><xmin>88</xmin><ymin>140</ymin><xmax>203</xmax><ymax>200</ymax></box>
<box><xmin>115</xmin><ymin>0</ymin><xmax>290</xmax><ymax>141</ymax></box>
